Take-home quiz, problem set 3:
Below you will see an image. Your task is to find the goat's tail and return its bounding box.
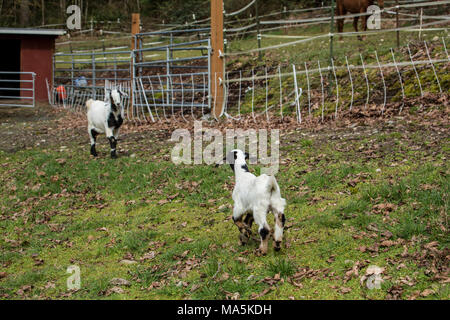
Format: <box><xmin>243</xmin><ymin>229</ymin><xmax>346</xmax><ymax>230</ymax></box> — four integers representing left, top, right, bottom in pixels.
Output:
<box><xmin>269</xmin><ymin>176</ymin><xmax>286</xmax><ymax>214</ymax></box>
<box><xmin>86</xmin><ymin>99</ymin><xmax>94</xmax><ymax>112</ymax></box>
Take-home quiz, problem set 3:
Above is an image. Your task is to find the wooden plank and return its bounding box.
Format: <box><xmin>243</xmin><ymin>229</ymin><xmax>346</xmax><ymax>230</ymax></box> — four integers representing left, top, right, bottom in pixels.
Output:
<box><xmin>210</xmin><ymin>0</ymin><xmax>224</xmax><ymax>119</ymax></box>
<box><xmin>131</xmin><ymin>13</ymin><xmax>140</xmax><ymax>50</ymax></box>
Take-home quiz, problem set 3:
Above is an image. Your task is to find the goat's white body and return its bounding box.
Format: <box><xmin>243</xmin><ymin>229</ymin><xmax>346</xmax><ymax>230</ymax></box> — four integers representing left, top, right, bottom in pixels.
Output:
<box><xmin>233</xmin><ymin>172</ymin><xmax>285</xmax><ymax>219</ymax></box>
<box><xmin>228</xmin><ymin>150</ymin><xmax>286</xmax><ymax>254</ymax></box>
<box><xmin>233</xmin><ymin>170</ymin><xmax>286</xmax><ymax>227</ymax></box>
<box><xmin>87</xmin><ymin>99</ymin><xmax>111</xmax><ymax>134</ymax></box>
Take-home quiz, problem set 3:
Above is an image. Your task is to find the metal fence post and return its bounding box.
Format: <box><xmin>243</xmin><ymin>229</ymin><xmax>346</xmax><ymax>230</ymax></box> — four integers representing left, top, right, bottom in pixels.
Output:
<box><xmin>52</xmin><ymin>54</ymin><xmax>55</xmax><ymax>90</ymax></box>
<box><xmin>92</xmin><ymin>51</ymin><xmax>96</xmax><ymax>99</ymax></box>
<box><xmin>166</xmin><ymin>46</ymin><xmax>171</xmax><ymax>111</ymax></box>
<box><xmin>32</xmin><ymin>73</ymin><xmax>36</xmax><ymax>108</ymax></box>
<box><xmin>139</xmin><ymin>35</ymin><xmax>143</xmax><ymax>77</ymax></box>
<box><xmin>71</xmin><ymin>54</ymin><xmax>75</xmax><ymax>88</ymax></box>
<box><xmin>396</xmin><ymin>0</ymin><xmax>400</xmax><ymax>48</ymax></box>
<box><xmin>208</xmin><ymin>38</ymin><xmax>212</xmax><ymax>112</ymax></box>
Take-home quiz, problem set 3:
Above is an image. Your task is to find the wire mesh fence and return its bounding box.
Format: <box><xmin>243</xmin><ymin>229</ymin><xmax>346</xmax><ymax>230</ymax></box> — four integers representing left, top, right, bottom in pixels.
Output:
<box><xmin>48</xmin><ymin>1</ymin><xmax>449</xmax><ymax>124</ymax></box>
<box><xmin>221</xmin><ymin>38</ymin><xmax>449</xmax><ymax>123</ymax></box>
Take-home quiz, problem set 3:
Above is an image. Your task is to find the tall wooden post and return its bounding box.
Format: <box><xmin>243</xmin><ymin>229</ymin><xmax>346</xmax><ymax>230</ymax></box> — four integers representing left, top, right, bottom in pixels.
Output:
<box><xmin>131</xmin><ymin>13</ymin><xmax>140</xmax><ymax>108</ymax></box>
<box><xmin>131</xmin><ymin>14</ymin><xmax>140</xmax><ymax>52</ymax></box>
<box><xmin>396</xmin><ymin>0</ymin><xmax>400</xmax><ymax>47</ymax></box>
<box><xmin>211</xmin><ymin>0</ymin><xmax>224</xmax><ymax>119</ymax></box>
<box><xmin>328</xmin><ymin>0</ymin><xmax>335</xmax><ymax>95</ymax></box>
<box><xmin>255</xmin><ymin>0</ymin><xmax>261</xmax><ymax>59</ymax></box>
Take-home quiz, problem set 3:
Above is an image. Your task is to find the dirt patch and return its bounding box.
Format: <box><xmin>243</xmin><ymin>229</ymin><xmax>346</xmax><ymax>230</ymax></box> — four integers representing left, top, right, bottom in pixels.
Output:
<box><xmin>0</xmin><ymin>94</ymin><xmax>448</xmax><ymax>155</ymax></box>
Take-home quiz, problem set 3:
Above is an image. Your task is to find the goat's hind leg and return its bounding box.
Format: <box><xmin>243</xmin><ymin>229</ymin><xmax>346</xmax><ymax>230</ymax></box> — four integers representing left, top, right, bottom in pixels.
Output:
<box><xmin>241</xmin><ymin>213</ymin><xmax>254</xmax><ymax>244</ymax></box>
<box><xmin>89</xmin><ymin>128</ymin><xmax>98</xmax><ymax>157</ymax></box>
<box><xmin>233</xmin><ymin>207</ymin><xmax>252</xmax><ymax>246</ymax></box>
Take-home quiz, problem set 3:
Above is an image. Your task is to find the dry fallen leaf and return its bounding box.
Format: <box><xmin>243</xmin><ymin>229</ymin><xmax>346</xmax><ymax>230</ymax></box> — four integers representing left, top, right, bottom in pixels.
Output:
<box><xmin>420</xmin><ymin>289</ymin><xmax>435</xmax><ymax>297</ymax></box>
<box><xmin>340</xmin><ymin>287</ymin><xmax>352</xmax><ymax>294</ymax></box>
<box><xmin>106</xmin><ymin>286</ymin><xmax>124</xmax><ymax>296</ymax></box>
<box><xmin>109</xmin><ymin>278</ymin><xmax>131</xmax><ymax>287</ymax></box>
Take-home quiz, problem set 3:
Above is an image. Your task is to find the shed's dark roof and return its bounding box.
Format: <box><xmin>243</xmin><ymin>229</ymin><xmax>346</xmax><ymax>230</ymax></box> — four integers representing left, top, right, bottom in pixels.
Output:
<box><xmin>0</xmin><ymin>28</ymin><xmax>66</xmax><ymax>36</ymax></box>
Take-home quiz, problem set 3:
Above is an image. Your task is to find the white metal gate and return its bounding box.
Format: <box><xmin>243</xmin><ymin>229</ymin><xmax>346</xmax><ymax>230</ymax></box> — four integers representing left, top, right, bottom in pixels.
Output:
<box><xmin>0</xmin><ymin>71</ymin><xmax>36</xmax><ymax>108</ymax></box>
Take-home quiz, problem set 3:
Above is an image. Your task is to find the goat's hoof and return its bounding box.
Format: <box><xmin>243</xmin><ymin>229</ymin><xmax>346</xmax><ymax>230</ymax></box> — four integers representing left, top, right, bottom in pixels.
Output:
<box><xmin>256</xmin><ymin>248</ymin><xmax>267</xmax><ymax>256</ymax></box>
<box><xmin>239</xmin><ymin>233</ymin><xmax>249</xmax><ymax>245</ymax></box>
<box><xmin>90</xmin><ymin>149</ymin><xmax>98</xmax><ymax>157</ymax></box>
<box><xmin>111</xmin><ymin>153</ymin><xmax>118</xmax><ymax>159</ymax></box>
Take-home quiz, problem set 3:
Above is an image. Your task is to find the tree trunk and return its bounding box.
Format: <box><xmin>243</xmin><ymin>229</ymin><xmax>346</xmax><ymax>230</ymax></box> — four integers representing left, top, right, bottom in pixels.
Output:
<box><xmin>41</xmin><ymin>0</ymin><xmax>45</xmax><ymax>26</ymax></box>
<box><xmin>19</xmin><ymin>0</ymin><xmax>30</xmax><ymax>27</ymax></box>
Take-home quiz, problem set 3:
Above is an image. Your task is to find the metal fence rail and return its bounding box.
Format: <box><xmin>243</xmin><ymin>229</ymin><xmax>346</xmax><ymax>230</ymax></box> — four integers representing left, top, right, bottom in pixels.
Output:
<box><xmin>135</xmin><ymin>72</ymin><xmax>210</xmax><ymax>121</ymax></box>
<box><xmin>132</xmin><ymin>29</ymin><xmax>211</xmax><ymax>120</ymax></box>
<box><xmin>0</xmin><ymin>71</ymin><xmax>36</xmax><ymax>108</ymax></box>
<box><xmin>47</xmin><ymin>79</ymin><xmax>132</xmax><ymax>115</ymax></box>
<box><xmin>52</xmin><ymin>27</ymin><xmax>212</xmax><ymax>122</ymax></box>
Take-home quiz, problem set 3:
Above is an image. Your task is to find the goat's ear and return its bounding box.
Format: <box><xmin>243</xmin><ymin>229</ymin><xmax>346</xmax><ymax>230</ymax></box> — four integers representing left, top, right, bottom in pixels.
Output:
<box><xmin>119</xmin><ymin>90</ymin><xmax>128</xmax><ymax>97</ymax></box>
<box><xmin>245</xmin><ymin>152</ymin><xmax>250</xmax><ymax>160</ymax></box>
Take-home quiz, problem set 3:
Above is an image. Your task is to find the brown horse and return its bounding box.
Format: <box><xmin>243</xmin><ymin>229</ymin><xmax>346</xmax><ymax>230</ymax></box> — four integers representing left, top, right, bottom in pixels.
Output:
<box><xmin>336</xmin><ymin>0</ymin><xmax>384</xmax><ymax>39</ymax></box>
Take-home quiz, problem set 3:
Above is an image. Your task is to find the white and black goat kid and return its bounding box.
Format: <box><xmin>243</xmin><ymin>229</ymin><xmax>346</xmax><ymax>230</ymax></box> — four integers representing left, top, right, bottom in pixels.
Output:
<box><xmin>221</xmin><ymin>150</ymin><xmax>286</xmax><ymax>255</ymax></box>
<box><xmin>86</xmin><ymin>89</ymin><xmax>126</xmax><ymax>159</ymax></box>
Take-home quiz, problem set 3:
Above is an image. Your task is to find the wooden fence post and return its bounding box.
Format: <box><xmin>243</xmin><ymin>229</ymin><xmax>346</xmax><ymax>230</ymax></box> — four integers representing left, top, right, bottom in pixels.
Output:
<box><xmin>396</xmin><ymin>0</ymin><xmax>400</xmax><ymax>47</ymax></box>
<box><xmin>329</xmin><ymin>0</ymin><xmax>335</xmax><ymax>95</ymax></box>
<box><xmin>211</xmin><ymin>0</ymin><xmax>224</xmax><ymax>119</ymax></box>
<box><xmin>131</xmin><ymin>13</ymin><xmax>140</xmax><ymax>109</ymax></box>
<box><xmin>256</xmin><ymin>0</ymin><xmax>261</xmax><ymax>59</ymax></box>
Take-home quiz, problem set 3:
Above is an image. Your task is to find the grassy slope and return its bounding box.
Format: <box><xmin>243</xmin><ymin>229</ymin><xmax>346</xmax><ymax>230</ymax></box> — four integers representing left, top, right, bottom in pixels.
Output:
<box><xmin>0</xmin><ymin>107</ymin><xmax>448</xmax><ymax>300</ymax></box>
<box><xmin>225</xmin><ymin>22</ymin><xmax>449</xmax><ymax>118</ymax></box>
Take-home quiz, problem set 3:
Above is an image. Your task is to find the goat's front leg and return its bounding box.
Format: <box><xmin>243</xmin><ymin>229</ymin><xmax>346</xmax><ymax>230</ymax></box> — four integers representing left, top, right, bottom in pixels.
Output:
<box><xmin>254</xmin><ymin>207</ymin><xmax>270</xmax><ymax>255</ymax></box>
<box><xmin>106</xmin><ymin>127</ymin><xmax>117</xmax><ymax>159</ymax></box>
<box><xmin>113</xmin><ymin>127</ymin><xmax>120</xmax><ymax>141</ymax></box>
<box><xmin>232</xmin><ymin>206</ymin><xmax>251</xmax><ymax>246</ymax></box>
<box><xmin>89</xmin><ymin>128</ymin><xmax>98</xmax><ymax>157</ymax></box>
<box><xmin>273</xmin><ymin>211</ymin><xmax>286</xmax><ymax>252</ymax></box>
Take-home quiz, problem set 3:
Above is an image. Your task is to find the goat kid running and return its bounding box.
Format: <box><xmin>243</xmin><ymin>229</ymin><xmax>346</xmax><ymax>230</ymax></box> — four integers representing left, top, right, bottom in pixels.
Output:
<box><xmin>220</xmin><ymin>150</ymin><xmax>286</xmax><ymax>255</ymax></box>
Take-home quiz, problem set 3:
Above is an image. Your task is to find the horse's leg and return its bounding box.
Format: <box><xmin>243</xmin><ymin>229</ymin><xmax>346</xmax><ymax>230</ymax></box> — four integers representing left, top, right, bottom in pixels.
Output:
<box><xmin>361</xmin><ymin>8</ymin><xmax>368</xmax><ymax>40</ymax></box>
<box><xmin>337</xmin><ymin>4</ymin><xmax>346</xmax><ymax>41</ymax></box>
<box><xmin>354</xmin><ymin>17</ymin><xmax>362</xmax><ymax>41</ymax></box>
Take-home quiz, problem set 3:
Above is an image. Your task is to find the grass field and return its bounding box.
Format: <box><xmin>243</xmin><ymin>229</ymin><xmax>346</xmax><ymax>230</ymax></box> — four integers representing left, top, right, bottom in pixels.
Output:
<box><xmin>0</xmin><ymin>103</ymin><xmax>448</xmax><ymax>300</ymax></box>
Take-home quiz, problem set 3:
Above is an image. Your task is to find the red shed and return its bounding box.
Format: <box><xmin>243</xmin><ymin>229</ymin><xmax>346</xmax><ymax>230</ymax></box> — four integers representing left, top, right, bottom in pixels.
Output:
<box><xmin>0</xmin><ymin>28</ymin><xmax>66</xmax><ymax>103</ymax></box>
